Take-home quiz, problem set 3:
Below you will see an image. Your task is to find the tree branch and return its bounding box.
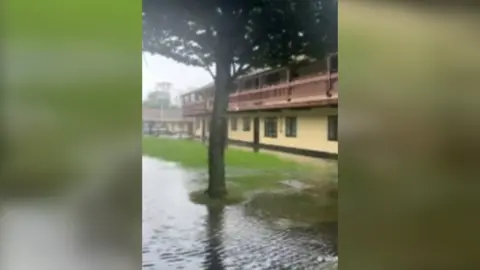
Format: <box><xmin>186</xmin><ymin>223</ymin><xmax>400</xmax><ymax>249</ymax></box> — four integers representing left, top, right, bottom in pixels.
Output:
<box><xmin>204</xmin><ymin>65</ymin><xmax>216</xmax><ymax>80</ymax></box>
<box><xmin>183</xmin><ymin>9</ymin><xmax>216</xmax><ymax>52</ymax></box>
<box><xmin>232</xmin><ymin>63</ymin><xmax>251</xmax><ymax>79</ymax></box>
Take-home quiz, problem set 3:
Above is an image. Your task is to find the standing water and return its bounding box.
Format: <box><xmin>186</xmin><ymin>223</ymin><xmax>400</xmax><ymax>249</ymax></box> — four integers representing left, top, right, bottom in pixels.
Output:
<box><xmin>142</xmin><ymin>156</ymin><xmax>337</xmax><ymax>270</ymax></box>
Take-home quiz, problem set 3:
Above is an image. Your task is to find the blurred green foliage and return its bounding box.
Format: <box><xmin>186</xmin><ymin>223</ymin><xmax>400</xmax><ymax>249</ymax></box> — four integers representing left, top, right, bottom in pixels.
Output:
<box><xmin>5</xmin><ymin>0</ymin><xmax>139</xmax><ymax>42</ymax></box>
<box><xmin>1</xmin><ymin>0</ymin><xmax>142</xmax><ymax>262</ymax></box>
<box><xmin>340</xmin><ymin>2</ymin><xmax>480</xmax><ymax>269</ymax></box>
<box><xmin>2</xmin><ymin>0</ymin><xmax>141</xmax><ymax>196</ymax></box>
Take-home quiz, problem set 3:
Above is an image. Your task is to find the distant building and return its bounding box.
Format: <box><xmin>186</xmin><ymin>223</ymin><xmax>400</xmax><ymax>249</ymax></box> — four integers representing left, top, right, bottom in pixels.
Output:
<box><xmin>142</xmin><ymin>107</ymin><xmax>193</xmax><ymax>136</ymax></box>
<box><xmin>154</xmin><ymin>82</ymin><xmax>172</xmax><ymax>91</ymax></box>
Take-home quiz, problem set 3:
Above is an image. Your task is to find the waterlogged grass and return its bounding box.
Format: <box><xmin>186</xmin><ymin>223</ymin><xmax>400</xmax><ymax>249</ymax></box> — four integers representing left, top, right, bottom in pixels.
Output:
<box><xmin>245</xmin><ymin>180</ymin><xmax>339</xmax><ymax>224</ymax></box>
<box><xmin>143</xmin><ymin>136</ymin><xmax>337</xmax><ymax>206</ymax></box>
<box><xmin>189</xmin><ymin>189</ymin><xmax>245</xmax><ymax>206</ymax></box>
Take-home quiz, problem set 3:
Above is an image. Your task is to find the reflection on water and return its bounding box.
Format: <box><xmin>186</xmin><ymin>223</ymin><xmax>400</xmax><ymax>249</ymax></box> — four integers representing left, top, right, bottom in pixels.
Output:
<box><xmin>142</xmin><ymin>156</ymin><xmax>337</xmax><ymax>270</ymax></box>
<box><xmin>203</xmin><ymin>205</ymin><xmax>225</xmax><ymax>270</ymax></box>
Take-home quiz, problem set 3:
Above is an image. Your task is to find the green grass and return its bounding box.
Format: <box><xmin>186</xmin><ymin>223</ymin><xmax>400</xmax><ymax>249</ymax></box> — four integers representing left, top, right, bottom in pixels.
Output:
<box><xmin>143</xmin><ymin>136</ymin><xmax>336</xmax><ymax>206</ymax></box>
<box><xmin>142</xmin><ymin>136</ymin><xmax>310</xmax><ymax>170</ymax></box>
<box><xmin>245</xmin><ymin>192</ymin><xmax>338</xmax><ymax>223</ymax></box>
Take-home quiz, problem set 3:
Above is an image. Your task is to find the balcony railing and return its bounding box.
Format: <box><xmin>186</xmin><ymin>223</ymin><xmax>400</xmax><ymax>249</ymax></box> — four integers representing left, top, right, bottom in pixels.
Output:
<box><xmin>228</xmin><ymin>72</ymin><xmax>338</xmax><ymax>111</ymax></box>
<box><xmin>182</xmin><ymin>101</ymin><xmax>211</xmax><ymax>116</ymax></box>
<box><xmin>182</xmin><ymin>72</ymin><xmax>338</xmax><ymax>116</ymax></box>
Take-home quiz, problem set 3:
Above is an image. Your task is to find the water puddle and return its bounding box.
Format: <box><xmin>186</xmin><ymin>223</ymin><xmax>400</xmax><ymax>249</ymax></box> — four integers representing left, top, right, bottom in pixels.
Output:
<box><xmin>142</xmin><ymin>156</ymin><xmax>338</xmax><ymax>269</ymax></box>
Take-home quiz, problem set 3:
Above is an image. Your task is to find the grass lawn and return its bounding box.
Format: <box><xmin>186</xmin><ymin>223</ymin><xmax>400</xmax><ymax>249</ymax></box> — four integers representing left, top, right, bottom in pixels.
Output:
<box><xmin>142</xmin><ymin>136</ymin><xmax>337</xmax><ymax>205</ymax></box>
<box><xmin>142</xmin><ymin>136</ymin><xmax>308</xmax><ymax>170</ymax></box>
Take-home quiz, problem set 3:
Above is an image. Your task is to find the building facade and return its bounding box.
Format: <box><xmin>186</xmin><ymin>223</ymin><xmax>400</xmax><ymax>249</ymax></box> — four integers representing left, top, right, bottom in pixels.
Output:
<box><xmin>180</xmin><ymin>54</ymin><xmax>338</xmax><ymax>159</ymax></box>
<box><xmin>142</xmin><ymin>107</ymin><xmax>193</xmax><ymax>136</ymax></box>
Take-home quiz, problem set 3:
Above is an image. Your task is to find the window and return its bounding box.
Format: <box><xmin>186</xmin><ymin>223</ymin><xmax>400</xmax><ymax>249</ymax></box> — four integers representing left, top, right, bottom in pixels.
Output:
<box><xmin>242</xmin><ymin>117</ymin><xmax>251</xmax><ymax>131</ymax></box>
<box><xmin>285</xmin><ymin>117</ymin><xmax>297</xmax><ymax>137</ymax></box>
<box><xmin>231</xmin><ymin>117</ymin><xmax>238</xmax><ymax>131</ymax></box>
<box><xmin>327</xmin><ymin>115</ymin><xmax>338</xmax><ymax>141</ymax></box>
<box><xmin>264</xmin><ymin>117</ymin><xmax>278</xmax><ymax>138</ymax></box>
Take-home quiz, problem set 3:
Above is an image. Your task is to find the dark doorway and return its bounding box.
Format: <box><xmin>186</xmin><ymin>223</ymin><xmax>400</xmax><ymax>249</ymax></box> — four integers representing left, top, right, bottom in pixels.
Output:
<box><xmin>253</xmin><ymin>117</ymin><xmax>260</xmax><ymax>152</ymax></box>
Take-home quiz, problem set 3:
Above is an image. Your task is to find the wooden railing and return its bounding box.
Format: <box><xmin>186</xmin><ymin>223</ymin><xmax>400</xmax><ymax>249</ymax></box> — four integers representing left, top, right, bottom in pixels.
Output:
<box><xmin>182</xmin><ymin>100</ymin><xmax>211</xmax><ymax>116</ymax></box>
<box><xmin>182</xmin><ymin>72</ymin><xmax>338</xmax><ymax>116</ymax></box>
<box><xmin>228</xmin><ymin>72</ymin><xmax>338</xmax><ymax>111</ymax></box>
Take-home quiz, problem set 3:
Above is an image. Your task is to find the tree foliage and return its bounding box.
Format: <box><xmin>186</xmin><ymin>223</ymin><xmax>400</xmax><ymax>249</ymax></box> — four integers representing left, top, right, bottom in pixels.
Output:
<box><xmin>143</xmin><ymin>0</ymin><xmax>337</xmax><ymax>79</ymax></box>
<box><xmin>143</xmin><ymin>90</ymin><xmax>172</xmax><ymax>109</ymax></box>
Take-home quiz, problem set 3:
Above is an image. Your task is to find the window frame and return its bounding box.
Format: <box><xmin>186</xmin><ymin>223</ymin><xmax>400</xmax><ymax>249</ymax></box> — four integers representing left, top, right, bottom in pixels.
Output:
<box><xmin>264</xmin><ymin>117</ymin><xmax>278</xmax><ymax>138</ymax></box>
<box><xmin>285</xmin><ymin>116</ymin><xmax>297</xmax><ymax>138</ymax></box>
<box><xmin>231</xmin><ymin>117</ymin><xmax>238</xmax><ymax>131</ymax></box>
<box><xmin>242</xmin><ymin>117</ymin><xmax>251</xmax><ymax>131</ymax></box>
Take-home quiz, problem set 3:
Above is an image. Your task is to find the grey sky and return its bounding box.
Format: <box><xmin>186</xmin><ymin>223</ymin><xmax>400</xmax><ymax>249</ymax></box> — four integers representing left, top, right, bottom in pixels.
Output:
<box><xmin>142</xmin><ymin>53</ymin><xmax>212</xmax><ymax>102</ymax></box>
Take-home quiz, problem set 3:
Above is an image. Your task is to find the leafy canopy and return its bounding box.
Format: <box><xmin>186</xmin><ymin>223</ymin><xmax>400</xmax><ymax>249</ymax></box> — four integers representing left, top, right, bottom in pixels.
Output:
<box><xmin>143</xmin><ymin>0</ymin><xmax>337</xmax><ymax>79</ymax></box>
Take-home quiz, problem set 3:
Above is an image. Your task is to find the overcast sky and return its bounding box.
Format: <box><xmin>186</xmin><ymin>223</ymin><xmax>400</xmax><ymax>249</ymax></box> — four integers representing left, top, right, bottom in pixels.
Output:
<box><xmin>142</xmin><ymin>53</ymin><xmax>212</xmax><ymax>102</ymax></box>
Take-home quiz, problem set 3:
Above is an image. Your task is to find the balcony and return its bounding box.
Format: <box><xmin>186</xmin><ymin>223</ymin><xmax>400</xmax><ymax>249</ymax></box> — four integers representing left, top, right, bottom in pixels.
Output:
<box><xmin>228</xmin><ymin>73</ymin><xmax>338</xmax><ymax>111</ymax></box>
<box><xmin>182</xmin><ymin>72</ymin><xmax>338</xmax><ymax>117</ymax></box>
<box><xmin>182</xmin><ymin>100</ymin><xmax>212</xmax><ymax>117</ymax></box>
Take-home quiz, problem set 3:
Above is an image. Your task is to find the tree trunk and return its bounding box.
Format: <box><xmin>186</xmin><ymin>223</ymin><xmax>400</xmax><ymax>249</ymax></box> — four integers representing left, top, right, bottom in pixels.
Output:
<box><xmin>207</xmin><ymin>57</ymin><xmax>231</xmax><ymax>199</ymax></box>
<box><xmin>222</xmin><ymin>116</ymin><xmax>228</xmax><ymax>149</ymax></box>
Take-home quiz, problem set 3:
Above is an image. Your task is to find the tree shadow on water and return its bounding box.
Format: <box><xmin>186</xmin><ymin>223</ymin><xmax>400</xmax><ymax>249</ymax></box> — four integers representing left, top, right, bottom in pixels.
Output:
<box><xmin>203</xmin><ymin>204</ymin><xmax>226</xmax><ymax>270</ymax></box>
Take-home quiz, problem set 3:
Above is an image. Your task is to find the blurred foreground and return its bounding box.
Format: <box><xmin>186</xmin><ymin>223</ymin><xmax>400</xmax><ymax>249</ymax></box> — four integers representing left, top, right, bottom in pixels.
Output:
<box><xmin>1</xmin><ymin>1</ymin><xmax>141</xmax><ymax>269</ymax></box>
<box><xmin>340</xmin><ymin>1</ymin><xmax>480</xmax><ymax>269</ymax></box>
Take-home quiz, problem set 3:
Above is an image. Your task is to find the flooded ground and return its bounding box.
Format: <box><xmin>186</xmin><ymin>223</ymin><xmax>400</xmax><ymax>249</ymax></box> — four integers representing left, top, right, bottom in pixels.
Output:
<box><xmin>142</xmin><ymin>156</ymin><xmax>338</xmax><ymax>270</ymax></box>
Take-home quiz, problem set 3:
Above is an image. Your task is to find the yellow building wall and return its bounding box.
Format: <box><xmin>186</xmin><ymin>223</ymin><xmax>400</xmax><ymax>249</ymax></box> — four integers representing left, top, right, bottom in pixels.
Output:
<box><xmin>174</xmin><ymin>123</ymin><xmax>183</xmax><ymax>132</ymax></box>
<box><xmin>193</xmin><ymin>116</ymin><xmax>211</xmax><ymax>137</ymax></box>
<box><xmin>228</xmin><ymin>114</ymin><xmax>254</xmax><ymax>142</ymax></box>
<box><xmin>193</xmin><ymin>117</ymin><xmax>202</xmax><ymax>137</ymax></box>
<box><xmin>227</xmin><ymin>107</ymin><xmax>338</xmax><ymax>154</ymax></box>
<box><xmin>205</xmin><ymin>117</ymin><xmax>211</xmax><ymax>137</ymax></box>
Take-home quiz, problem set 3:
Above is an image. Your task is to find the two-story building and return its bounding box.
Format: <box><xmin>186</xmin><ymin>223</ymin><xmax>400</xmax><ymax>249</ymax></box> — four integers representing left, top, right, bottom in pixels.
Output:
<box><xmin>180</xmin><ymin>54</ymin><xmax>338</xmax><ymax>159</ymax></box>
